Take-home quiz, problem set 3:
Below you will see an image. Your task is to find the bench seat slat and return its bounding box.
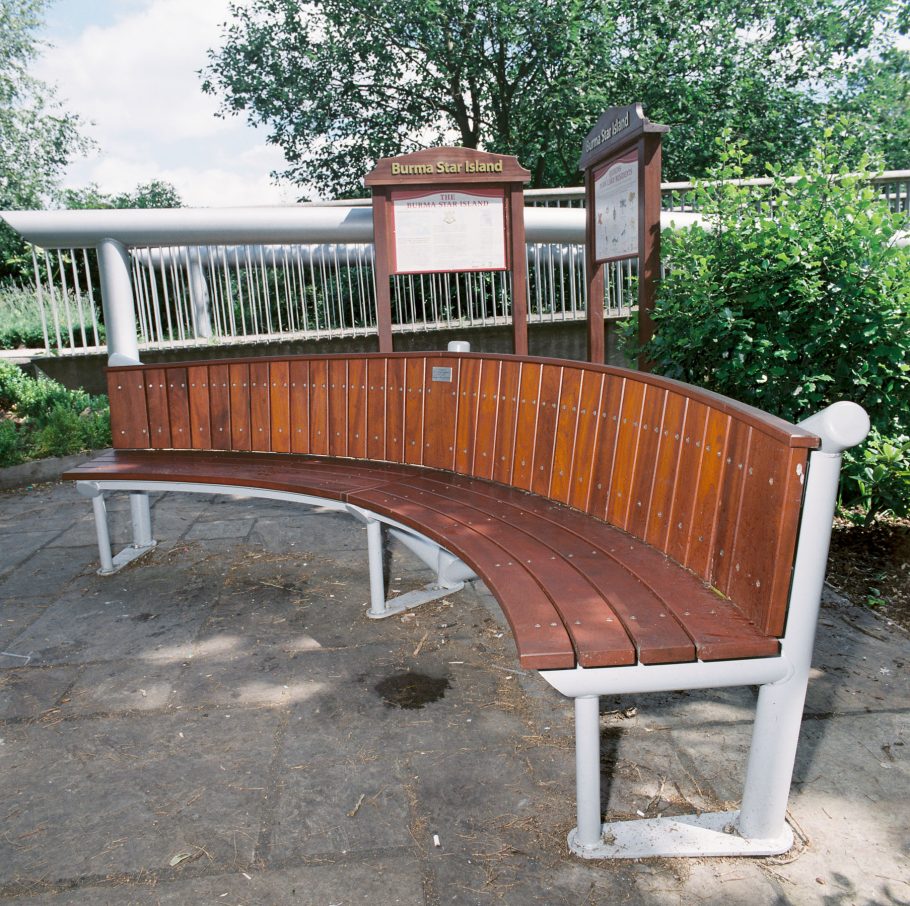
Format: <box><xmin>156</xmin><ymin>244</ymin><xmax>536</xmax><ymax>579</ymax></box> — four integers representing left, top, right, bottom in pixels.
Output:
<box><xmin>352</xmin><ymin>481</ymin><xmax>638</xmax><ymax>669</ymax></box>
<box><xmin>407</xmin><ymin>471</ymin><xmax>780</xmax><ymax>661</ymax></box>
<box><xmin>398</xmin><ymin>475</ymin><xmax>696</xmax><ymax>664</ymax></box>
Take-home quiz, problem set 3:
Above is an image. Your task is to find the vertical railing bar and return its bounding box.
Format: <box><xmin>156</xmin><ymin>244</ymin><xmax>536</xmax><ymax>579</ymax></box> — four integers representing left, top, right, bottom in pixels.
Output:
<box><xmin>42</xmin><ymin>250</ymin><xmax>64</xmax><ymax>351</ymax></box>
<box><xmin>30</xmin><ymin>246</ymin><xmax>51</xmax><ymax>352</ymax></box>
<box><xmin>258</xmin><ymin>246</ymin><xmax>274</xmax><ymax>335</ymax></box>
<box><xmin>56</xmin><ymin>250</ymin><xmax>76</xmax><ymax>349</ymax></box>
<box><xmin>81</xmin><ymin>249</ymin><xmax>101</xmax><ymax>345</ymax></box>
<box><xmin>68</xmin><ymin>247</ymin><xmax>88</xmax><ymax>347</ymax></box>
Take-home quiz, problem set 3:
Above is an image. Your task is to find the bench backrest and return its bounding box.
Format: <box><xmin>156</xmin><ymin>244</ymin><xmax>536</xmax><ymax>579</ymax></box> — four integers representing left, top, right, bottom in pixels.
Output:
<box><xmin>107</xmin><ymin>352</ymin><xmax>819</xmax><ymax>637</ymax></box>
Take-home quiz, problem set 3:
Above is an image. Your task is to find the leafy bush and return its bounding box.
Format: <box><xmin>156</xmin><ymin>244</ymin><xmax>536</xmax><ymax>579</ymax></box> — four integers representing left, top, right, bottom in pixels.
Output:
<box><xmin>0</xmin><ymin>362</ymin><xmax>110</xmax><ymax>467</ymax></box>
<box><xmin>629</xmin><ymin>127</ymin><xmax>910</xmax><ymax>519</ymax></box>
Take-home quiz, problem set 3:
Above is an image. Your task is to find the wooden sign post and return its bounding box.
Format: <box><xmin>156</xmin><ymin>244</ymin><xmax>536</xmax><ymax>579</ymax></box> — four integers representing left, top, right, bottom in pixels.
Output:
<box><xmin>579</xmin><ymin>104</ymin><xmax>668</xmax><ymax>368</ymax></box>
<box><xmin>365</xmin><ymin>148</ymin><xmax>531</xmax><ymax>354</ymax></box>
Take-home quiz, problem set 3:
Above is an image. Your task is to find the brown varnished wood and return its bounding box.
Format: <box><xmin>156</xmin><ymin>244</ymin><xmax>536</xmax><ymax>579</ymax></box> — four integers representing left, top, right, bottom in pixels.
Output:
<box><xmin>269</xmin><ymin>361</ymin><xmax>291</xmax><ymax>454</ymax></box>
<box><xmin>327</xmin><ymin>358</ymin><xmax>347</xmax><ymax>457</ymax></box>
<box><xmin>625</xmin><ymin>384</ymin><xmax>666</xmax><ymax>540</ymax></box>
<box><xmin>422</xmin><ymin>356</ymin><xmax>458</xmax><ymax>470</ymax></box>
<box><xmin>586</xmin><ymin>374</ymin><xmax>624</xmax><ymax>518</ymax></box>
<box><xmin>143</xmin><ymin>369</ymin><xmax>171</xmax><ymax>449</ymax></box>
<box><xmin>384</xmin><ymin>357</ymin><xmax>405</xmax><ymax>463</ymax></box>
<box><xmin>308</xmin><ymin>359</ymin><xmax>329</xmax><ymax>455</ymax></box>
<box><xmin>454</xmin><ymin>356</ymin><xmax>481</xmax><ymax>476</ymax></box>
<box><xmin>228</xmin><ymin>363</ymin><xmax>251</xmax><ymax>452</ymax></box>
<box><xmin>568</xmin><ymin>369</ymin><xmax>604</xmax><ymax>512</ymax></box>
<box><xmin>165</xmin><ymin>367</ymin><xmax>191</xmax><ymax>450</ymax></box>
<box><xmin>366</xmin><ymin>358</ymin><xmax>387</xmax><ymax>461</ymax></box>
<box><xmin>411</xmin><ymin>471</ymin><xmax>778</xmax><ymax>660</ymax></box>
<box><xmin>208</xmin><ymin>365</ymin><xmax>231</xmax><ymax>451</ymax></box>
<box><xmin>710</xmin><ymin>419</ymin><xmax>752</xmax><ymax>594</ymax></box>
<box><xmin>289</xmin><ymin>359</ymin><xmax>310</xmax><ymax>454</ymax></box>
<box><xmin>550</xmin><ymin>366</ymin><xmax>582</xmax><ymax>504</ymax></box>
<box><xmin>472</xmin><ymin>358</ymin><xmax>500</xmax><ymax>480</ymax></box>
<box><xmin>346</xmin><ymin>358</ymin><xmax>367</xmax><ymax>460</ymax></box>
<box><xmin>606</xmin><ymin>378</ymin><xmax>645</xmax><ymax>530</ymax></box>
<box><xmin>249</xmin><ymin>361</ymin><xmax>270</xmax><ymax>452</ymax></box>
<box><xmin>404</xmin><ymin>357</ymin><xmax>425</xmax><ymax>465</ymax></box>
<box><xmin>187</xmin><ymin>365</ymin><xmax>211</xmax><ymax>450</ymax></box>
<box><xmin>643</xmin><ymin>391</ymin><xmax>687</xmax><ymax>552</ymax></box>
<box><xmin>531</xmin><ymin>365</ymin><xmax>562</xmax><ymax>497</ymax></box>
<box><xmin>664</xmin><ymin>400</ymin><xmax>709</xmax><ymax>565</ymax></box>
<box><xmin>108</xmin><ymin>370</ymin><xmax>150</xmax><ymax>449</ymax></box>
<box><xmin>492</xmin><ymin>360</ymin><xmax>520</xmax><ymax>485</ymax></box>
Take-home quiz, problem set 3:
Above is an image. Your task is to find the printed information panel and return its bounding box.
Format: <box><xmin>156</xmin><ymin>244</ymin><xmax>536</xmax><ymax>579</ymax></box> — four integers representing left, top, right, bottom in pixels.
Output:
<box><xmin>593</xmin><ymin>152</ymin><xmax>639</xmax><ymax>263</ymax></box>
<box><xmin>390</xmin><ymin>188</ymin><xmax>507</xmax><ymax>274</ymax></box>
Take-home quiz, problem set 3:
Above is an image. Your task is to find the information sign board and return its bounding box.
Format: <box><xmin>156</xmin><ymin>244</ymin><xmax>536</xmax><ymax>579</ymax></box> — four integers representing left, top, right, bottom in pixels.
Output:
<box><xmin>592</xmin><ymin>152</ymin><xmax>639</xmax><ymax>263</ymax></box>
<box><xmin>390</xmin><ymin>188</ymin><xmax>507</xmax><ymax>274</ymax></box>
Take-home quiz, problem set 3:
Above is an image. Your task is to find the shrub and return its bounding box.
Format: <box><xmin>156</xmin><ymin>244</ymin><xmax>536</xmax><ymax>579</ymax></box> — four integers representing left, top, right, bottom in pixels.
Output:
<box><xmin>0</xmin><ymin>283</ymin><xmax>103</xmax><ymax>351</ymax></box>
<box><xmin>0</xmin><ymin>362</ymin><xmax>110</xmax><ymax>465</ymax></box>
<box><xmin>629</xmin><ymin>127</ymin><xmax>910</xmax><ymax>519</ymax></box>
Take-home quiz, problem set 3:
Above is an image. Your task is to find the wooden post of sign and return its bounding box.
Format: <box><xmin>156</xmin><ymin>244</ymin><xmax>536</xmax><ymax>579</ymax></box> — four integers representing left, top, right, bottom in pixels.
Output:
<box><xmin>579</xmin><ymin>104</ymin><xmax>668</xmax><ymax>369</ymax></box>
<box><xmin>365</xmin><ymin>147</ymin><xmax>531</xmax><ymax>355</ymax></box>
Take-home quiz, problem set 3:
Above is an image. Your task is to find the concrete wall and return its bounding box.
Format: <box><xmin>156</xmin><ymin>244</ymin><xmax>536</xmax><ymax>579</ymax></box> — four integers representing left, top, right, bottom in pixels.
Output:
<box><xmin>30</xmin><ymin>321</ymin><xmax>632</xmax><ymax>394</ymax></box>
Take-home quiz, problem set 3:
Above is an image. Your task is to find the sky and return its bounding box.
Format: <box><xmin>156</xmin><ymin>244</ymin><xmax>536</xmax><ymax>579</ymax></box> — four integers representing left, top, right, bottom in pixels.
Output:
<box><xmin>36</xmin><ymin>0</ymin><xmax>298</xmax><ymax>207</ymax></box>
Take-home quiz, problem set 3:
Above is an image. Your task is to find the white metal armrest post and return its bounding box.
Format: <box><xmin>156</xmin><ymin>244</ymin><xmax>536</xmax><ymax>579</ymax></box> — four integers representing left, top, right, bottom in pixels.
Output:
<box><xmin>556</xmin><ymin>401</ymin><xmax>869</xmax><ymax>859</ymax></box>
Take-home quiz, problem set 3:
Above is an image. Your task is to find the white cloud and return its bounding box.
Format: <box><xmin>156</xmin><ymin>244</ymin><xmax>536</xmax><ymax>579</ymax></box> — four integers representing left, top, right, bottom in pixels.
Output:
<box><xmin>36</xmin><ymin>0</ymin><xmax>295</xmax><ymax>207</ymax></box>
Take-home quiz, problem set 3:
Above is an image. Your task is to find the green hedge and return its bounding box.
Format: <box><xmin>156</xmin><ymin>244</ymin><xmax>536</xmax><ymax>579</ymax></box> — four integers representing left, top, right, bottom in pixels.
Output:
<box><xmin>627</xmin><ymin>127</ymin><xmax>910</xmax><ymax>522</ymax></box>
<box><xmin>0</xmin><ymin>362</ymin><xmax>110</xmax><ymax>467</ymax></box>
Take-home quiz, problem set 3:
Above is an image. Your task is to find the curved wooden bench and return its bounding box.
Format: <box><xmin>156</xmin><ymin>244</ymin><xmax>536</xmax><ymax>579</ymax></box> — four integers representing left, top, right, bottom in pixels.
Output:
<box><xmin>63</xmin><ymin>349</ymin><xmax>867</xmax><ymax>860</ymax></box>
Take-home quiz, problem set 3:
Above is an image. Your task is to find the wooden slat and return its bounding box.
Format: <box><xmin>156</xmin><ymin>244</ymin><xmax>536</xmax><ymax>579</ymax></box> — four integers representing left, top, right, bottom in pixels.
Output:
<box><xmin>107</xmin><ymin>370</ymin><xmax>150</xmax><ymax>449</ymax></box>
<box><xmin>270</xmin><ymin>361</ymin><xmax>291</xmax><ymax>454</ymax></box>
<box><xmin>208</xmin><ymin>364</ymin><xmax>231</xmax><ymax>451</ymax></box>
<box><xmin>366</xmin><ymin>358</ymin><xmax>387</xmax><ymax>461</ymax></box>
<box><xmin>568</xmin><ymin>369</ymin><xmax>603</xmax><ymax>511</ymax></box>
<box><xmin>643</xmin><ymin>392</ymin><xmax>687</xmax><ymax>551</ymax></box>
<box><xmin>187</xmin><ymin>365</ymin><xmax>211</xmax><ymax>450</ymax></box>
<box><xmin>249</xmin><ymin>361</ymin><xmax>270</xmax><ymax>452</ymax></box>
<box><xmin>531</xmin><ymin>365</ymin><xmax>562</xmax><ymax>497</ymax></box>
<box><xmin>683</xmin><ymin>407</ymin><xmax>731</xmax><ymax>580</ymax></box>
<box><xmin>327</xmin><ymin>358</ymin><xmax>348</xmax><ymax>457</ymax></box>
<box><xmin>625</xmin><ymin>385</ymin><xmax>666</xmax><ymax>540</ymax></box>
<box><xmin>289</xmin><ymin>360</ymin><xmax>310</xmax><ymax>454</ymax></box>
<box><xmin>143</xmin><ymin>368</ymin><xmax>171</xmax><ymax>449</ymax></box>
<box><xmin>385</xmin><ymin>357</ymin><xmax>405</xmax><ymax>463</ymax></box>
<box><xmin>454</xmin><ymin>356</ymin><xmax>481</xmax><ymax>475</ymax></box>
<box><xmin>308</xmin><ymin>359</ymin><xmax>329</xmax><ymax>455</ymax></box>
<box><xmin>586</xmin><ymin>374</ymin><xmax>624</xmax><ymax>518</ymax></box>
<box><xmin>404</xmin><ymin>357</ymin><xmax>425</xmax><ymax>465</ymax></box>
<box><xmin>664</xmin><ymin>400</ymin><xmax>709</xmax><ymax>564</ymax></box>
<box><xmin>165</xmin><ymin>367</ymin><xmax>191</xmax><ymax>450</ymax></box>
<box><xmin>346</xmin><ymin>357</ymin><xmax>367</xmax><ymax>459</ymax></box>
<box><xmin>228</xmin><ymin>363</ymin><xmax>251</xmax><ymax>452</ymax></box>
<box><xmin>472</xmin><ymin>358</ymin><xmax>501</xmax><ymax>480</ymax></box>
<box><xmin>492</xmin><ymin>360</ymin><xmax>520</xmax><ymax>485</ymax></box>
<box><xmin>550</xmin><ymin>366</ymin><xmax>582</xmax><ymax>503</ymax></box>
<box><xmin>423</xmin><ymin>356</ymin><xmax>458</xmax><ymax>470</ymax></box>
<box><xmin>606</xmin><ymin>378</ymin><xmax>645</xmax><ymax>530</ymax></box>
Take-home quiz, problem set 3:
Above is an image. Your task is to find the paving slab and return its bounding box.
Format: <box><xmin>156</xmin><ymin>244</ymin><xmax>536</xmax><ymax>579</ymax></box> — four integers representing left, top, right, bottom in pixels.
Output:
<box><xmin>0</xmin><ymin>481</ymin><xmax>907</xmax><ymax>905</ymax></box>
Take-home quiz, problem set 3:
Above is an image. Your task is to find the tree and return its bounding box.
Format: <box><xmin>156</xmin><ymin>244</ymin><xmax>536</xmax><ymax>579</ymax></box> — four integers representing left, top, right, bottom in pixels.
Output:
<box><xmin>63</xmin><ymin>180</ymin><xmax>184</xmax><ymax>210</ymax></box>
<box><xmin>0</xmin><ymin>0</ymin><xmax>89</xmax><ymax>279</ymax></box>
<box><xmin>203</xmin><ymin>0</ymin><xmax>901</xmax><ymax>198</ymax></box>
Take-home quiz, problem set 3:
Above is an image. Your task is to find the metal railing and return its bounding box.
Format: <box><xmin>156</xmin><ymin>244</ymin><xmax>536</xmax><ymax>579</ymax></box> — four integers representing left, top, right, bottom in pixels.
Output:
<box><xmin>6</xmin><ymin>169</ymin><xmax>906</xmax><ymax>357</ymax></box>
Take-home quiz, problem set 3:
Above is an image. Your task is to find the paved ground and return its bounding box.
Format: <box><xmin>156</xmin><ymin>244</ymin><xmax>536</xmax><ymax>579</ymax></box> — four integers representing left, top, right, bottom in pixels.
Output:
<box><xmin>0</xmin><ymin>480</ymin><xmax>907</xmax><ymax>905</ymax></box>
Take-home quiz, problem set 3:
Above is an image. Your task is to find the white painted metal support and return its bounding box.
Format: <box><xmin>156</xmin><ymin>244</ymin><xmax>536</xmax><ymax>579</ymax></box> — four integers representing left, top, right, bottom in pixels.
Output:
<box><xmin>570</xmin><ymin>695</ymin><xmax>603</xmax><ymax>853</ymax></box>
<box><xmin>129</xmin><ymin>492</ymin><xmax>154</xmax><ymax>549</ymax></box>
<box><xmin>558</xmin><ymin>401</ymin><xmax>869</xmax><ymax>859</ymax></box>
<box><xmin>90</xmin><ymin>493</ymin><xmax>115</xmax><ymax>575</ymax></box>
<box><xmin>187</xmin><ymin>250</ymin><xmax>213</xmax><ymax>339</ymax></box>
<box><xmin>96</xmin><ymin>238</ymin><xmax>140</xmax><ymax>365</ymax></box>
<box><xmin>366</xmin><ymin>518</ymin><xmax>387</xmax><ymax>617</ymax></box>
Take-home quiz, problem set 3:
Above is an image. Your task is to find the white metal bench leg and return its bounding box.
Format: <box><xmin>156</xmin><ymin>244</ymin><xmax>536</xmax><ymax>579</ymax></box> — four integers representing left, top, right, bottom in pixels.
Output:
<box><xmin>570</xmin><ymin>695</ymin><xmax>603</xmax><ymax>853</ymax></box>
<box><xmin>78</xmin><ymin>481</ymin><xmax>157</xmax><ymax>575</ymax></box>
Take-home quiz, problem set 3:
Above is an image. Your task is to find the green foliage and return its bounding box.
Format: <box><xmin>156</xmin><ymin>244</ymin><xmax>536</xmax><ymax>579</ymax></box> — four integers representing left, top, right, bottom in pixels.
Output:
<box><xmin>841</xmin><ymin>430</ymin><xmax>910</xmax><ymax>524</ymax></box>
<box><xmin>0</xmin><ymin>362</ymin><xmax>110</xmax><ymax>466</ymax></box>
<box><xmin>631</xmin><ymin>127</ymin><xmax>910</xmax><ymax>518</ymax></box>
<box><xmin>0</xmin><ymin>0</ymin><xmax>91</xmax><ymax>281</ymax></box>
<box><xmin>203</xmin><ymin>0</ymin><xmax>903</xmax><ymax>196</ymax></box>
<box><xmin>62</xmin><ymin>180</ymin><xmax>183</xmax><ymax>210</ymax></box>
